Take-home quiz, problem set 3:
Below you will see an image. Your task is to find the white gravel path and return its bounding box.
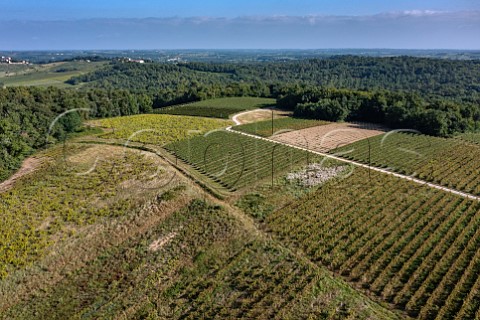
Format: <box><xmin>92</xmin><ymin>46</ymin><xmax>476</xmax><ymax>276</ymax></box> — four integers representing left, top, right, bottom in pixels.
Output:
<box><xmin>231</xmin><ymin>109</ymin><xmax>271</xmax><ymax>125</ymax></box>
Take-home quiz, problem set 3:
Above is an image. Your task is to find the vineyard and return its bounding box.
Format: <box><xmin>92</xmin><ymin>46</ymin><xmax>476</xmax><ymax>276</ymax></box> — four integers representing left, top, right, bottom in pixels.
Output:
<box><xmin>333</xmin><ymin>132</ymin><xmax>480</xmax><ymax>195</ymax></box>
<box><xmin>261</xmin><ymin>168</ymin><xmax>480</xmax><ymax>319</ymax></box>
<box><xmin>154</xmin><ymin>97</ymin><xmax>276</xmax><ymax>119</ymax></box>
<box><xmin>0</xmin><ymin>144</ymin><xmax>174</xmax><ymax>279</ymax></box>
<box><xmin>90</xmin><ymin>114</ymin><xmax>229</xmax><ymax>145</ymax></box>
<box><xmin>164</xmin><ymin>130</ymin><xmax>326</xmax><ymax>191</ymax></box>
<box><xmin>161</xmin><ymin>240</ymin><xmax>395</xmax><ymax>320</ymax></box>
<box><xmin>4</xmin><ymin>117</ymin><xmax>480</xmax><ymax>319</ymax></box>
<box><xmin>3</xmin><ymin>199</ymin><xmax>397</xmax><ymax>319</ymax></box>
<box><xmin>5</xmin><ymin>49</ymin><xmax>480</xmax><ymax>320</ymax></box>
<box><xmin>233</xmin><ymin>117</ymin><xmax>329</xmax><ymax>137</ymax></box>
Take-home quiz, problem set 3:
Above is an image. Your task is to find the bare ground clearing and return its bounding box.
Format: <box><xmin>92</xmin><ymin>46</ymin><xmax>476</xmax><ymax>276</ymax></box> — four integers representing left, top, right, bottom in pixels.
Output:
<box><xmin>271</xmin><ymin>122</ymin><xmax>387</xmax><ymax>152</ymax></box>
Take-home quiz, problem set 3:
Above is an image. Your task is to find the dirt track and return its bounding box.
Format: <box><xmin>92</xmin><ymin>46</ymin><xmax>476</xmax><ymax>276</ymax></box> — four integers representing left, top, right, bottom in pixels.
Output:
<box><xmin>232</xmin><ymin>108</ymin><xmax>292</xmax><ymax>125</ymax></box>
<box><xmin>233</xmin><ymin>109</ymin><xmax>292</xmax><ymax>125</ymax></box>
<box><xmin>0</xmin><ymin>158</ymin><xmax>42</xmax><ymax>193</ymax></box>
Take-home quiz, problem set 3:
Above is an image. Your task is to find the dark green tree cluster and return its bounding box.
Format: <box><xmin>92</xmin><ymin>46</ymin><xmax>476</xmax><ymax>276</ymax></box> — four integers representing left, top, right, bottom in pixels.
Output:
<box><xmin>68</xmin><ymin>61</ymin><xmax>272</xmax><ymax>107</ymax></box>
<box><xmin>295</xmin><ymin>100</ymin><xmax>348</xmax><ymax>122</ymax></box>
<box><xmin>277</xmin><ymin>86</ymin><xmax>479</xmax><ymax>137</ymax></box>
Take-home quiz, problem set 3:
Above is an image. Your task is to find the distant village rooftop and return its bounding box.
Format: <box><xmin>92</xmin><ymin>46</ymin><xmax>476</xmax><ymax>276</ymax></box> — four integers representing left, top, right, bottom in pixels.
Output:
<box><xmin>124</xmin><ymin>57</ymin><xmax>145</xmax><ymax>64</ymax></box>
<box><xmin>0</xmin><ymin>56</ymin><xmax>29</xmax><ymax>65</ymax></box>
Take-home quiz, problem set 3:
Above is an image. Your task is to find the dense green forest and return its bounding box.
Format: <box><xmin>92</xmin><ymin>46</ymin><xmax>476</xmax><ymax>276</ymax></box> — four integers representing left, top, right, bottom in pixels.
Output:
<box><xmin>66</xmin><ymin>61</ymin><xmax>271</xmax><ymax>107</ymax></box>
<box><xmin>69</xmin><ymin>56</ymin><xmax>480</xmax><ymax>103</ymax></box>
<box><xmin>65</xmin><ymin>56</ymin><xmax>480</xmax><ymax>135</ymax></box>
<box><xmin>2</xmin><ymin>55</ymin><xmax>480</xmax><ymax>182</ymax></box>
<box><xmin>276</xmin><ymin>86</ymin><xmax>480</xmax><ymax>136</ymax></box>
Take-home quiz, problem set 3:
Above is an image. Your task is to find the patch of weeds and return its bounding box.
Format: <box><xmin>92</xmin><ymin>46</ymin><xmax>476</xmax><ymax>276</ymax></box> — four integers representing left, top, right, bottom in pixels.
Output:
<box><xmin>235</xmin><ymin>193</ymin><xmax>274</xmax><ymax>220</ymax></box>
<box><xmin>156</xmin><ymin>185</ymin><xmax>187</xmax><ymax>202</ymax></box>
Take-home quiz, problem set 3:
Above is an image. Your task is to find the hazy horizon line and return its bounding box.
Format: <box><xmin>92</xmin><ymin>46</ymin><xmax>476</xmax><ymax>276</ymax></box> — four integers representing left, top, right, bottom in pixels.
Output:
<box><xmin>1</xmin><ymin>10</ymin><xmax>479</xmax><ymax>22</ymax></box>
<box><xmin>2</xmin><ymin>11</ymin><xmax>478</xmax><ymax>51</ymax></box>
<box><xmin>2</xmin><ymin>48</ymin><xmax>480</xmax><ymax>52</ymax></box>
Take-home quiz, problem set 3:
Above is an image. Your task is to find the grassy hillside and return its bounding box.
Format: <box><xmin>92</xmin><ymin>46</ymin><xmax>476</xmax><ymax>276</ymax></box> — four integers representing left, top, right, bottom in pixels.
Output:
<box><xmin>0</xmin><ymin>61</ymin><xmax>106</xmax><ymax>88</ymax></box>
<box><xmin>90</xmin><ymin>114</ymin><xmax>230</xmax><ymax>145</ymax></box>
<box><xmin>0</xmin><ymin>144</ymin><xmax>176</xmax><ymax>279</ymax></box>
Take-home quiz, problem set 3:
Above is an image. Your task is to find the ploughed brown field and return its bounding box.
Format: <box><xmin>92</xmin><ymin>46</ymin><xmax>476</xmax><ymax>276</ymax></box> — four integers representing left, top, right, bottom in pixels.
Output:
<box><xmin>271</xmin><ymin>122</ymin><xmax>387</xmax><ymax>152</ymax></box>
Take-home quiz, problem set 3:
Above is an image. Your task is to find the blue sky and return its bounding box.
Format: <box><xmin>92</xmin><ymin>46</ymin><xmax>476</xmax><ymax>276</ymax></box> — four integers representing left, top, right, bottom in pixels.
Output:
<box><xmin>1</xmin><ymin>1</ymin><xmax>479</xmax><ymax>50</ymax></box>
<box><xmin>2</xmin><ymin>0</ymin><xmax>479</xmax><ymax>20</ymax></box>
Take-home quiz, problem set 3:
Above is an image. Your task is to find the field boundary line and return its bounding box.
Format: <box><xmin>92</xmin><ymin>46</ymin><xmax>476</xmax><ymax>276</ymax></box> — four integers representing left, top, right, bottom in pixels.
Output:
<box><xmin>226</xmin><ymin>126</ymin><xmax>480</xmax><ymax>201</ymax></box>
<box><xmin>74</xmin><ymin>140</ymin><xmax>229</xmax><ymax>199</ymax></box>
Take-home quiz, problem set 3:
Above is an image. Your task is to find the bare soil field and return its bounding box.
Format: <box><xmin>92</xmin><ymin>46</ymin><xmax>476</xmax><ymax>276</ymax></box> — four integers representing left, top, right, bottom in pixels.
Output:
<box><xmin>271</xmin><ymin>122</ymin><xmax>387</xmax><ymax>152</ymax></box>
<box><xmin>234</xmin><ymin>108</ymin><xmax>292</xmax><ymax>125</ymax></box>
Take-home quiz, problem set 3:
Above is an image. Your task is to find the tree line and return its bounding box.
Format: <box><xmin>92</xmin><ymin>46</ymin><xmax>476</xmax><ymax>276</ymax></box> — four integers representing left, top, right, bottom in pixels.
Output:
<box><xmin>68</xmin><ymin>57</ymin><xmax>480</xmax><ymax>105</ymax></box>
<box><xmin>276</xmin><ymin>86</ymin><xmax>479</xmax><ymax>137</ymax></box>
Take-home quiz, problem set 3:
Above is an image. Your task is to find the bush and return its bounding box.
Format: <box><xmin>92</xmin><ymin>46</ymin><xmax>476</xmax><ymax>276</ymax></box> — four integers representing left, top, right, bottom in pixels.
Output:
<box><xmin>295</xmin><ymin>99</ymin><xmax>348</xmax><ymax>121</ymax></box>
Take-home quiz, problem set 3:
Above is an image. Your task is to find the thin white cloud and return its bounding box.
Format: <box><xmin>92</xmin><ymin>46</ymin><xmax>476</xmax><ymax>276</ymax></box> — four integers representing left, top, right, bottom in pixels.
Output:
<box><xmin>227</xmin><ymin>10</ymin><xmax>479</xmax><ymax>24</ymax></box>
<box><xmin>1</xmin><ymin>10</ymin><xmax>479</xmax><ymax>50</ymax></box>
<box><xmin>402</xmin><ymin>10</ymin><xmax>445</xmax><ymax>16</ymax></box>
<box><xmin>7</xmin><ymin>10</ymin><xmax>479</xmax><ymax>24</ymax></box>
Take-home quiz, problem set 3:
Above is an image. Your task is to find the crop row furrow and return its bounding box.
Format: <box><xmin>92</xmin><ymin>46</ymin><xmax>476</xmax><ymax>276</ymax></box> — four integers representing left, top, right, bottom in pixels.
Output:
<box><xmin>382</xmin><ymin>198</ymin><xmax>472</xmax><ymax>303</ymax></box>
<box><xmin>369</xmin><ymin>195</ymin><xmax>460</xmax><ymax>294</ymax></box>
<box><xmin>405</xmin><ymin>217</ymin><xmax>480</xmax><ymax>317</ymax></box>
<box><xmin>348</xmin><ymin>191</ymin><xmax>445</xmax><ymax>281</ymax></box>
